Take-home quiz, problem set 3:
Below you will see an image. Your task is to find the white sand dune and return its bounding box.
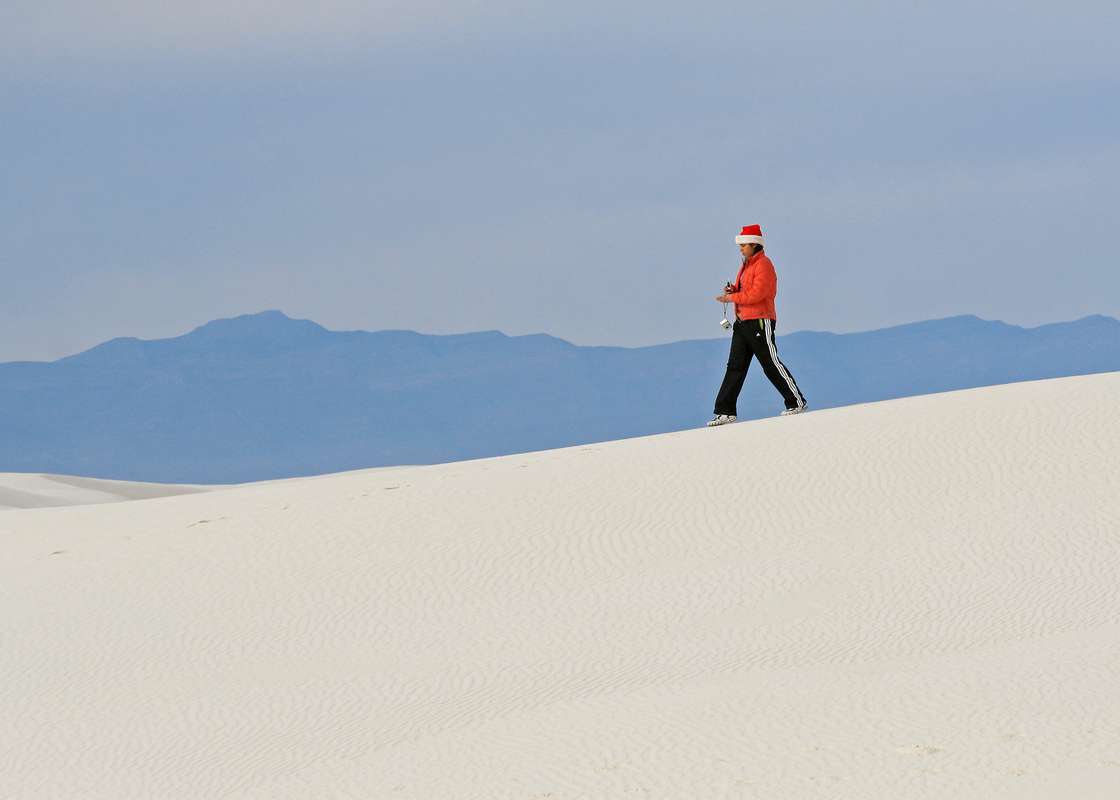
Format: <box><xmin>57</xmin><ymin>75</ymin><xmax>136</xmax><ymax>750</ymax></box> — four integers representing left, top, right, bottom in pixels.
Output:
<box><xmin>0</xmin><ymin>473</ymin><xmax>210</xmax><ymax>510</ymax></box>
<box><xmin>2</xmin><ymin>372</ymin><xmax>1118</xmax><ymax>799</ymax></box>
<box><xmin>0</xmin><ymin>467</ymin><xmax>405</xmax><ymax>510</ymax></box>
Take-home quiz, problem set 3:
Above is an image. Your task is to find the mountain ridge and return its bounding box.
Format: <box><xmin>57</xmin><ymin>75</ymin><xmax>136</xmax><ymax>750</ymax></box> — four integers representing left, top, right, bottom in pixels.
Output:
<box><xmin>2</xmin><ymin>310</ymin><xmax>1118</xmax><ymax>483</ymax></box>
<box><xmin>15</xmin><ymin>309</ymin><xmax>1120</xmax><ymax>366</ymax></box>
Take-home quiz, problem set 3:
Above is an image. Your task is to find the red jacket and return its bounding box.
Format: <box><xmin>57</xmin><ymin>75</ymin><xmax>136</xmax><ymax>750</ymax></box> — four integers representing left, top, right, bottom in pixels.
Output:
<box><xmin>725</xmin><ymin>250</ymin><xmax>777</xmax><ymax>321</ymax></box>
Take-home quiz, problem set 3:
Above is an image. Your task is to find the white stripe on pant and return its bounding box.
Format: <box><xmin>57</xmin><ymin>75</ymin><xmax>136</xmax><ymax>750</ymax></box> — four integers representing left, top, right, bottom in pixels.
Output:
<box><xmin>764</xmin><ymin>318</ymin><xmax>806</xmax><ymax>409</ymax></box>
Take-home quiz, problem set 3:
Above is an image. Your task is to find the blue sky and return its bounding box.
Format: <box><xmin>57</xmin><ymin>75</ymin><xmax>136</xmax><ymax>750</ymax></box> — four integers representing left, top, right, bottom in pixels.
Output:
<box><xmin>2</xmin><ymin>1</ymin><xmax>1117</xmax><ymax>362</ymax></box>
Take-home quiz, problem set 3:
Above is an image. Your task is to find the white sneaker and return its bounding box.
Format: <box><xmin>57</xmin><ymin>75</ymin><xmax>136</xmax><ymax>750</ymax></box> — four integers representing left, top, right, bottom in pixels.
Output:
<box><xmin>706</xmin><ymin>414</ymin><xmax>737</xmax><ymax>427</ymax></box>
<box><xmin>779</xmin><ymin>405</ymin><xmax>806</xmax><ymax>416</ymax></box>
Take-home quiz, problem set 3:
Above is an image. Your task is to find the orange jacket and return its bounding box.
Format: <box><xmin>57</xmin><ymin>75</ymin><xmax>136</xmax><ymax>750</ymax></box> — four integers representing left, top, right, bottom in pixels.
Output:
<box><xmin>725</xmin><ymin>250</ymin><xmax>777</xmax><ymax>320</ymax></box>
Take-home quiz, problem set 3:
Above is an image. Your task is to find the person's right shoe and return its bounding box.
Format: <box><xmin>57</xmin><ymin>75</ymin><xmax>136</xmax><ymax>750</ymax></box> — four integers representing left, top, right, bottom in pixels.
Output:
<box><xmin>780</xmin><ymin>405</ymin><xmax>807</xmax><ymax>416</ymax></box>
<box><xmin>706</xmin><ymin>414</ymin><xmax>737</xmax><ymax>427</ymax></box>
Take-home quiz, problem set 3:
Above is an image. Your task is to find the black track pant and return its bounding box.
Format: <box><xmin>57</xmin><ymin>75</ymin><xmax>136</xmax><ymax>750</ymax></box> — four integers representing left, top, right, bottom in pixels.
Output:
<box><xmin>713</xmin><ymin>317</ymin><xmax>806</xmax><ymax>415</ymax></box>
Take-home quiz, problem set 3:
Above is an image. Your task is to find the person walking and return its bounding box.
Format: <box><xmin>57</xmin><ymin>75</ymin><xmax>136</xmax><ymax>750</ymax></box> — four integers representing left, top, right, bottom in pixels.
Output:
<box><xmin>707</xmin><ymin>224</ymin><xmax>807</xmax><ymax>427</ymax></box>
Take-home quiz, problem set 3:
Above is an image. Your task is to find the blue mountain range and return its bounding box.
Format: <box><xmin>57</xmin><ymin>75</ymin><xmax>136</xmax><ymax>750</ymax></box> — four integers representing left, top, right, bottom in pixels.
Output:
<box><xmin>2</xmin><ymin>310</ymin><xmax>1117</xmax><ymax>483</ymax></box>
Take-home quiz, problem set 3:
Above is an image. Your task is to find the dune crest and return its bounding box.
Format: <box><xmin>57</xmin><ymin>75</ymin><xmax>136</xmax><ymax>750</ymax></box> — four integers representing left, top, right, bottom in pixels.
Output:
<box><xmin>0</xmin><ymin>473</ymin><xmax>209</xmax><ymax>510</ymax></box>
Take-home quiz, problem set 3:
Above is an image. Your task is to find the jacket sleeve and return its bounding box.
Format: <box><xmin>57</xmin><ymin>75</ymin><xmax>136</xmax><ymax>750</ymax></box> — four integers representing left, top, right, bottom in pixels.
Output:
<box><xmin>726</xmin><ymin>257</ymin><xmax>776</xmax><ymax>305</ymax></box>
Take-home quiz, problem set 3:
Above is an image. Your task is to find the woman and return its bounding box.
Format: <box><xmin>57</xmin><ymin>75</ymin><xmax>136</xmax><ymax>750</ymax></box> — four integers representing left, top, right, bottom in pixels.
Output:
<box><xmin>708</xmin><ymin>224</ymin><xmax>807</xmax><ymax>426</ymax></box>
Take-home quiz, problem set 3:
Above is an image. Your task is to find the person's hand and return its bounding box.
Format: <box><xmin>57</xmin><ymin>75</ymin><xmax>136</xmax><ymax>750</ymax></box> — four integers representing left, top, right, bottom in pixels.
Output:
<box><xmin>716</xmin><ymin>294</ymin><xmax>731</xmax><ymax>303</ymax></box>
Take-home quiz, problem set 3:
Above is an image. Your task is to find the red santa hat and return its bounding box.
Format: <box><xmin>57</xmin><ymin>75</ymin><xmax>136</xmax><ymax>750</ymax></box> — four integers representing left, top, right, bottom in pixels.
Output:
<box><xmin>735</xmin><ymin>224</ymin><xmax>764</xmax><ymax>247</ymax></box>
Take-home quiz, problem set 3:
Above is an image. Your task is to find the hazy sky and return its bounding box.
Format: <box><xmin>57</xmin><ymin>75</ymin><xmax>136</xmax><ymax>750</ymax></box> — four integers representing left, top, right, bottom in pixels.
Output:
<box><xmin>3</xmin><ymin>1</ymin><xmax>1117</xmax><ymax>362</ymax></box>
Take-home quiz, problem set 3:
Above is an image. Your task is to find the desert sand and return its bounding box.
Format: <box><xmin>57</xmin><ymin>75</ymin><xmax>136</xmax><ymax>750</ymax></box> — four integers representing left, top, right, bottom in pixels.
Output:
<box><xmin>0</xmin><ymin>473</ymin><xmax>210</xmax><ymax>510</ymax></box>
<box><xmin>2</xmin><ymin>372</ymin><xmax>1118</xmax><ymax>799</ymax></box>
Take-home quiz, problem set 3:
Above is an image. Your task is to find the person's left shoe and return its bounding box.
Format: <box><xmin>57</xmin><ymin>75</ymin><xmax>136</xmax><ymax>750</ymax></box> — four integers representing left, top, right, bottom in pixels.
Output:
<box><xmin>779</xmin><ymin>405</ymin><xmax>807</xmax><ymax>416</ymax></box>
<box><xmin>706</xmin><ymin>414</ymin><xmax>737</xmax><ymax>427</ymax></box>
